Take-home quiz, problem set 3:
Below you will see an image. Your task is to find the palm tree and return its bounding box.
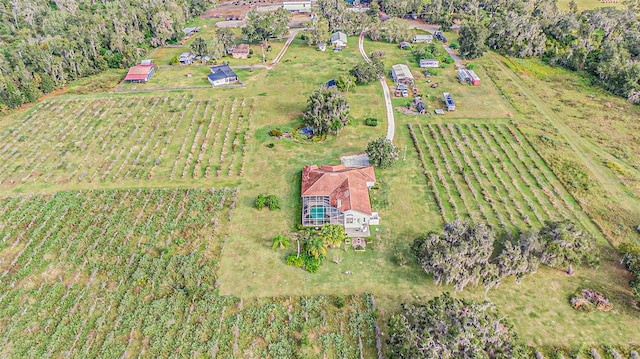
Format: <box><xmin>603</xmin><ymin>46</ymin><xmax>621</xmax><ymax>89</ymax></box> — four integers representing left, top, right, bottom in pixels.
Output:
<box><xmin>304</xmin><ymin>235</ymin><xmax>327</xmax><ymax>259</ymax></box>
<box><xmin>320</xmin><ymin>224</ymin><xmax>345</xmax><ymax>247</ymax></box>
<box><xmin>272</xmin><ymin>234</ymin><xmax>290</xmax><ymax>249</ymax></box>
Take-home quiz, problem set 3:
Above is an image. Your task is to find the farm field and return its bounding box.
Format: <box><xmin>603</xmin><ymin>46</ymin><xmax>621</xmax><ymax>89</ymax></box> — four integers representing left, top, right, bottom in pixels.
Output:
<box><xmin>0</xmin><ymin>94</ymin><xmax>252</xmax><ymax>192</ymax></box>
<box><xmin>407</xmin><ymin>122</ymin><xmax>590</xmax><ymax>232</ymax></box>
<box><xmin>483</xmin><ymin>53</ymin><xmax>640</xmax><ymax>246</ymax></box>
<box><xmin>0</xmin><ymin>189</ymin><xmax>377</xmax><ymax>357</ymax></box>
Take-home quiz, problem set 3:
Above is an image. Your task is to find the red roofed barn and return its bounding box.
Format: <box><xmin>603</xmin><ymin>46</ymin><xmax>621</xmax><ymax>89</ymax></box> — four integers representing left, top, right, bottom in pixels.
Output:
<box><xmin>301</xmin><ymin>164</ymin><xmax>380</xmax><ymax>236</ymax></box>
<box><xmin>124</xmin><ymin>60</ymin><xmax>156</xmax><ymax>83</ymax></box>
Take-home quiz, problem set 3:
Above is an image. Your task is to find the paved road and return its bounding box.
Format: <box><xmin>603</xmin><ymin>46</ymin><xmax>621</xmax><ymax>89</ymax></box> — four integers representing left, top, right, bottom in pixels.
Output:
<box><xmin>359</xmin><ymin>31</ymin><xmax>395</xmax><ymax>142</ymax></box>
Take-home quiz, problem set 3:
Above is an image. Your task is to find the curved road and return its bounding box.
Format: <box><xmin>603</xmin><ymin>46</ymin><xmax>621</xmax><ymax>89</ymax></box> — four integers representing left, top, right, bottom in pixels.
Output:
<box><xmin>359</xmin><ymin>31</ymin><xmax>395</xmax><ymax>142</ymax></box>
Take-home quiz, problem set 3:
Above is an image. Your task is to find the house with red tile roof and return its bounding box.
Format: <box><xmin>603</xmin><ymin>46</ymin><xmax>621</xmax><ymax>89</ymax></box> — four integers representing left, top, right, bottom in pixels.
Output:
<box><xmin>124</xmin><ymin>60</ymin><xmax>155</xmax><ymax>83</ymax></box>
<box><xmin>301</xmin><ymin>164</ymin><xmax>379</xmax><ymax>236</ymax></box>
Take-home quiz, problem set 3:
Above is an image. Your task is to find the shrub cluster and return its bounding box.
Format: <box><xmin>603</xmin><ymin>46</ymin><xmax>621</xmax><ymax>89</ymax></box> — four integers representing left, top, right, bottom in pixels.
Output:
<box><xmin>255</xmin><ymin>194</ymin><xmax>280</xmax><ymax>210</ymax></box>
<box><xmin>365</xmin><ymin>117</ymin><xmax>378</xmax><ymax>127</ymax></box>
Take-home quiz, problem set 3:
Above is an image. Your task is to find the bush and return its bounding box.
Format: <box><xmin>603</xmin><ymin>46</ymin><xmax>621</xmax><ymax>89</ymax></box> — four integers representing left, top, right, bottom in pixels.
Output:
<box><xmin>467</xmin><ymin>63</ymin><xmax>475</xmax><ymax>70</ymax></box>
<box><xmin>449</xmin><ymin>42</ymin><xmax>459</xmax><ymax>49</ymax></box>
<box><xmin>427</xmin><ymin>68</ymin><xmax>439</xmax><ymax>76</ymax></box>
<box><xmin>255</xmin><ymin>194</ymin><xmax>267</xmax><ymax>210</ymax></box>
<box><xmin>442</xmin><ymin>56</ymin><xmax>454</xmax><ymax>64</ymax></box>
<box><xmin>267</xmin><ymin>143</ymin><xmax>275</xmax><ymax>148</ymax></box>
<box><xmin>169</xmin><ymin>56</ymin><xmax>179</xmax><ymax>65</ymax></box>
<box><xmin>334</xmin><ymin>295</ymin><xmax>346</xmax><ymax>308</ymax></box>
<box><xmin>265</xmin><ymin>195</ymin><xmax>280</xmax><ymax>210</ymax></box>
<box><xmin>269</xmin><ymin>129</ymin><xmax>283</xmax><ymax>137</ymax></box>
<box><xmin>286</xmin><ymin>254</ymin><xmax>304</xmax><ymax>268</ymax></box>
<box><xmin>393</xmin><ymin>250</ymin><xmax>407</xmax><ymax>266</ymax></box>
<box><xmin>365</xmin><ymin>117</ymin><xmax>378</xmax><ymax>126</ymax></box>
<box><xmin>256</xmin><ymin>194</ymin><xmax>279</xmax><ymax>210</ymax></box>
<box><xmin>303</xmin><ymin>254</ymin><xmax>322</xmax><ymax>273</ymax></box>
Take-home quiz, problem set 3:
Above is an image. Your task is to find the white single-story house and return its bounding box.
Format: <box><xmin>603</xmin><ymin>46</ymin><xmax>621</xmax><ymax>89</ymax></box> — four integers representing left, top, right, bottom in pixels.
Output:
<box><xmin>391</xmin><ymin>64</ymin><xmax>414</xmax><ymax>85</ymax></box>
<box><xmin>413</xmin><ymin>34</ymin><xmax>433</xmax><ymax>43</ymax></box>
<box><xmin>420</xmin><ymin>59</ymin><xmax>439</xmax><ymax>68</ymax></box>
<box><xmin>207</xmin><ymin>64</ymin><xmax>238</xmax><ymax>86</ymax></box>
<box><xmin>330</xmin><ymin>31</ymin><xmax>348</xmax><ymax>48</ymax></box>
<box><xmin>283</xmin><ymin>0</ymin><xmax>311</xmax><ymax>12</ymax></box>
<box><xmin>301</xmin><ymin>164</ymin><xmax>379</xmax><ymax>237</ymax></box>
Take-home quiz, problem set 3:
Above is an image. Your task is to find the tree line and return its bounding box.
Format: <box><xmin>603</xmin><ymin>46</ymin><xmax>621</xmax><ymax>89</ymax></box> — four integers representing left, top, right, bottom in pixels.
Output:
<box><xmin>376</xmin><ymin>0</ymin><xmax>640</xmax><ymax>103</ymax></box>
<box><xmin>0</xmin><ymin>0</ymin><xmax>214</xmax><ymax>112</ymax></box>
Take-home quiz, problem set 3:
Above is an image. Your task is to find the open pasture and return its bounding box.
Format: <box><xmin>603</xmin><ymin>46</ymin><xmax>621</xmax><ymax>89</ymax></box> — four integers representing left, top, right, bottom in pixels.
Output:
<box><xmin>408</xmin><ymin>122</ymin><xmax>586</xmax><ymax>231</ymax></box>
<box><xmin>0</xmin><ymin>188</ymin><xmax>377</xmax><ymax>357</ymax></box>
<box><xmin>0</xmin><ymin>94</ymin><xmax>252</xmax><ymax>191</ymax></box>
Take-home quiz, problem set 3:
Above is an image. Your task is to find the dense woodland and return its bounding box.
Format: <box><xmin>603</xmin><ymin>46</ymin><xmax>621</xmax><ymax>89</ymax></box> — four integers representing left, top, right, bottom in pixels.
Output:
<box><xmin>376</xmin><ymin>0</ymin><xmax>640</xmax><ymax>102</ymax></box>
<box><xmin>0</xmin><ymin>0</ymin><xmax>213</xmax><ymax>111</ymax></box>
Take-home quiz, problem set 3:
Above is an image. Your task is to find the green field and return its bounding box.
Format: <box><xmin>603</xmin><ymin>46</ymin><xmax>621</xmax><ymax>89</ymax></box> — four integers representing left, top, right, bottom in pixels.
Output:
<box><xmin>0</xmin><ymin>95</ymin><xmax>252</xmax><ymax>191</ymax></box>
<box><xmin>407</xmin><ymin>122</ymin><xmax>590</xmax><ymax>232</ymax></box>
<box><xmin>1</xmin><ymin>16</ymin><xmax>640</xmax><ymax>357</ymax></box>
<box><xmin>0</xmin><ymin>189</ymin><xmax>377</xmax><ymax>357</ymax></box>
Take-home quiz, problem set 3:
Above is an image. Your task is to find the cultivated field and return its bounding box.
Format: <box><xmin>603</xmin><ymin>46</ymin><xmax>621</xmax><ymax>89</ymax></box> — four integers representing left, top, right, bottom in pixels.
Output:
<box><xmin>0</xmin><ymin>189</ymin><xmax>377</xmax><ymax>357</ymax></box>
<box><xmin>408</xmin><ymin>122</ymin><xmax>586</xmax><ymax>231</ymax></box>
<box><xmin>0</xmin><ymin>95</ymin><xmax>252</xmax><ymax>191</ymax></box>
<box><xmin>483</xmin><ymin>53</ymin><xmax>640</xmax><ymax>245</ymax></box>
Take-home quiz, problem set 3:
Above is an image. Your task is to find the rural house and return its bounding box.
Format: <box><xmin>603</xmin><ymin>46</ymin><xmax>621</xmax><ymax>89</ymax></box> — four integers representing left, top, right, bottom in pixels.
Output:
<box><xmin>207</xmin><ymin>64</ymin><xmax>238</xmax><ymax>86</ymax></box>
<box><xmin>301</xmin><ymin>164</ymin><xmax>379</xmax><ymax>237</ymax></box>
<box><xmin>330</xmin><ymin>31</ymin><xmax>348</xmax><ymax>48</ymax></box>
<box><xmin>283</xmin><ymin>0</ymin><xmax>311</xmax><ymax>12</ymax></box>
<box><xmin>413</xmin><ymin>34</ymin><xmax>433</xmax><ymax>43</ymax></box>
<box><xmin>124</xmin><ymin>60</ymin><xmax>156</xmax><ymax>83</ymax></box>
<box><xmin>391</xmin><ymin>64</ymin><xmax>414</xmax><ymax>85</ymax></box>
<box><xmin>230</xmin><ymin>44</ymin><xmax>250</xmax><ymax>59</ymax></box>
<box><xmin>419</xmin><ymin>59</ymin><xmax>439</xmax><ymax>68</ymax></box>
<box><xmin>179</xmin><ymin>52</ymin><xmax>195</xmax><ymax>65</ymax></box>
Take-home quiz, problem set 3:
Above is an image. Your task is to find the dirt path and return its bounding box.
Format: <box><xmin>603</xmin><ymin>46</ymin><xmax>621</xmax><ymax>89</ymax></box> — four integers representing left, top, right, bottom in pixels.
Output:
<box><xmin>359</xmin><ymin>31</ymin><xmax>395</xmax><ymax>142</ymax></box>
<box><xmin>268</xmin><ymin>28</ymin><xmax>302</xmax><ymax>68</ymax></box>
<box><xmin>488</xmin><ymin>52</ymin><xmax>640</xmax><ymax>217</ymax></box>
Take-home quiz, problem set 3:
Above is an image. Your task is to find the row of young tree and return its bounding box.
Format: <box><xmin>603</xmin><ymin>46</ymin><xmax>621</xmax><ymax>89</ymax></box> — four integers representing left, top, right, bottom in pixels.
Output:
<box><xmin>412</xmin><ymin>218</ymin><xmax>599</xmax><ymax>293</ymax></box>
<box><xmin>376</xmin><ymin>0</ymin><xmax>640</xmax><ymax>102</ymax></box>
<box><xmin>0</xmin><ymin>0</ymin><xmax>215</xmax><ymax>111</ymax></box>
